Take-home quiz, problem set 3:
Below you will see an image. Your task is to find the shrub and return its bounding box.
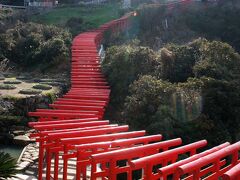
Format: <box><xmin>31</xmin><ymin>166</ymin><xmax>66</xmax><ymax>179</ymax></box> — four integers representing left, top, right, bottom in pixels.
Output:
<box><xmin>102</xmin><ymin>44</ymin><xmax>160</xmax><ymax>105</ymax></box>
<box><xmin>2</xmin><ymin>73</ymin><xmax>14</xmax><ymax>78</ymax></box>
<box><xmin>33</xmin><ymin>84</ymin><xmax>52</xmax><ymax>90</ymax></box>
<box><xmin>37</xmin><ymin>78</ymin><xmax>56</xmax><ymax>82</ymax></box>
<box><xmin>193</xmin><ymin>40</ymin><xmax>240</xmax><ymax>80</ymax></box>
<box><xmin>19</xmin><ymin>89</ymin><xmax>42</xmax><ymax>95</ymax></box>
<box><xmin>160</xmin><ymin>44</ymin><xmax>198</xmax><ymax>82</ymax></box>
<box><xmin>3</xmin><ymin>80</ymin><xmax>21</xmax><ymax>84</ymax></box>
<box><xmin>35</xmin><ymin>78</ymin><xmax>65</xmax><ymax>83</ymax></box>
<box><xmin>124</xmin><ymin>75</ymin><xmax>176</xmax><ymax>132</ymax></box>
<box><xmin>0</xmin><ymin>22</ymin><xmax>72</xmax><ymax>68</ymax></box>
<box><xmin>39</xmin><ymin>82</ymin><xmax>63</xmax><ymax>86</ymax></box>
<box><xmin>0</xmin><ymin>84</ymin><xmax>16</xmax><ymax>90</ymax></box>
<box><xmin>65</xmin><ymin>17</ymin><xmax>94</xmax><ymax>36</ymax></box>
<box><xmin>104</xmin><ymin>38</ymin><xmax>240</xmax><ymax>145</ymax></box>
<box><xmin>201</xmin><ymin>79</ymin><xmax>240</xmax><ymax>142</ymax></box>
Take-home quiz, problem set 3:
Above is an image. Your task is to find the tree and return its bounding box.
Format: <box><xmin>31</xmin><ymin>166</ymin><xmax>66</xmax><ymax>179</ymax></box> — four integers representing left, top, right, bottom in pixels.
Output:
<box><xmin>202</xmin><ymin>79</ymin><xmax>240</xmax><ymax>142</ymax></box>
<box><xmin>104</xmin><ymin>38</ymin><xmax>240</xmax><ymax>146</ymax></box>
<box><xmin>124</xmin><ymin>75</ymin><xmax>176</xmax><ymax>134</ymax></box>
<box><xmin>160</xmin><ymin>44</ymin><xmax>198</xmax><ymax>82</ymax></box>
<box><xmin>193</xmin><ymin>40</ymin><xmax>240</xmax><ymax>80</ymax></box>
<box><xmin>102</xmin><ymin>44</ymin><xmax>160</xmax><ymax>105</ymax></box>
<box><xmin>65</xmin><ymin>17</ymin><xmax>94</xmax><ymax>36</ymax></box>
<box><xmin>0</xmin><ymin>22</ymin><xmax>71</xmax><ymax>69</ymax></box>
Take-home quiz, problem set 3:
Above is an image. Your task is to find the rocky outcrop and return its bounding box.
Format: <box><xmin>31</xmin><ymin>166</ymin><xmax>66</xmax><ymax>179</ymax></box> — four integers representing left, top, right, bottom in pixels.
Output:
<box><xmin>17</xmin><ymin>143</ymin><xmax>39</xmax><ymax>171</ymax></box>
<box><xmin>13</xmin><ymin>135</ymin><xmax>34</xmax><ymax>146</ymax></box>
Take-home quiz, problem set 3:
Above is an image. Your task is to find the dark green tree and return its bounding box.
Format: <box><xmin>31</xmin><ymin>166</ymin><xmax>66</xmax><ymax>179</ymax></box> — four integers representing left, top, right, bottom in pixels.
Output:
<box><xmin>202</xmin><ymin>79</ymin><xmax>240</xmax><ymax>142</ymax></box>
<box><xmin>0</xmin><ymin>22</ymin><xmax>71</xmax><ymax>68</ymax></box>
<box><xmin>102</xmin><ymin>44</ymin><xmax>160</xmax><ymax>105</ymax></box>
<box><xmin>160</xmin><ymin>44</ymin><xmax>198</xmax><ymax>82</ymax></box>
<box><xmin>193</xmin><ymin>40</ymin><xmax>240</xmax><ymax>80</ymax></box>
<box><xmin>124</xmin><ymin>75</ymin><xmax>176</xmax><ymax>134</ymax></box>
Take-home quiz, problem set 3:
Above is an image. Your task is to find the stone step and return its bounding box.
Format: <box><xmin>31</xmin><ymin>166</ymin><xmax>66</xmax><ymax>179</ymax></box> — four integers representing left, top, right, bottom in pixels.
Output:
<box><xmin>7</xmin><ymin>174</ymin><xmax>37</xmax><ymax>180</ymax></box>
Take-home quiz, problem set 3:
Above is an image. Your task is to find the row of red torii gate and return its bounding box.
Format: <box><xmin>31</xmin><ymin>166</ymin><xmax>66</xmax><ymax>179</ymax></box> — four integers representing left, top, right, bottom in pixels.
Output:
<box><xmin>28</xmin><ymin>1</ymin><xmax>240</xmax><ymax>180</ymax></box>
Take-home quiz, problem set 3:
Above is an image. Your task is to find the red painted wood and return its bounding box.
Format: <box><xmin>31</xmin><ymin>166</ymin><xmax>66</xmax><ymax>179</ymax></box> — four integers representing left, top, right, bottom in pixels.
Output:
<box><xmin>91</xmin><ymin>138</ymin><xmax>182</xmax><ymax>180</ymax></box>
<box><xmin>223</xmin><ymin>162</ymin><xmax>240</xmax><ymax>180</ymax></box>
<box><xmin>176</xmin><ymin>141</ymin><xmax>240</xmax><ymax>179</ymax></box>
<box><xmin>129</xmin><ymin>140</ymin><xmax>207</xmax><ymax>180</ymax></box>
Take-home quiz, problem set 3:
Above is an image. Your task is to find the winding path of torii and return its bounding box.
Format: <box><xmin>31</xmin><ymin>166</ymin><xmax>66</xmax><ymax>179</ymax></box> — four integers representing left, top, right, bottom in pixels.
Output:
<box><xmin>27</xmin><ymin>0</ymin><xmax>240</xmax><ymax>180</ymax></box>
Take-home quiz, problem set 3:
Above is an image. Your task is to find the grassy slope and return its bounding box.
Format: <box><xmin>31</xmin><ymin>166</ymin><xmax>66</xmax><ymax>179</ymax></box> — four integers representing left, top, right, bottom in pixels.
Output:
<box><xmin>31</xmin><ymin>3</ymin><xmax>121</xmax><ymax>28</ymax></box>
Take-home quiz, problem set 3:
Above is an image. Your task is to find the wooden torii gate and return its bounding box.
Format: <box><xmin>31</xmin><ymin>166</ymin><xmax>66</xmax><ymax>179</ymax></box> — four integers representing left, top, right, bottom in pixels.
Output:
<box><xmin>28</xmin><ymin>1</ymin><xmax>240</xmax><ymax>179</ymax></box>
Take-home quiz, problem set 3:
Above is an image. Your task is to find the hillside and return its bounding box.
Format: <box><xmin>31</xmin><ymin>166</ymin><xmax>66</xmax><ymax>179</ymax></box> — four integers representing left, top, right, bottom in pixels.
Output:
<box><xmin>102</xmin><ymin>1</ymin><xmax>240</xmax><ymax>146</ymax></box>
<box><xmin>31</xmin><ymin>3</ymin><xmax>121</xmax><ymax>26</ymax></box>
<box><xmin>0</xmin><ymin>2</ymin><xmax>125</xmax><ymax>149</ymax></box>
<box><xmin>134</xmin><ymin>1</ymin><xmax>240</xmax><ymax>52</ymax></box>
<box><xmin>30</xmin><ymin>2</ymin><xmax>122</xmax><ymax>36</ymax></box>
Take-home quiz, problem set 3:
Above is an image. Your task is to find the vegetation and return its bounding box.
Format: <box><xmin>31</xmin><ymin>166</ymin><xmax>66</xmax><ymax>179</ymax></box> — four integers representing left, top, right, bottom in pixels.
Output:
<box><xmin>0</xmin><ymin>2</ymin><xmax>126</xmax><ymax>72</ymax></box>
<box><xmin>102</xmin><ymin>43</ymin><xmax>160</xmax><ymax>105</ymax></box>
<box><xmin>103</xmin><ymin>38</ymin><xmax>240</xmax><ymax>146</ymax></box>
<box><xmin>0</xmin><ymin>152</ymin><xmax>18</xmax><ymax>179</ymax></box>
<box><xmin>39</xmin><ymin>81</ymin><xmax>64</xmax><ymax>87</ymax></box>
<box><xmin>0</xmin><ymin>22</ymin><xmax>71</xmax><ymax>70</ymax></box>
<box><xmin>0</xmin><ymin>0</ymin><xmax>239</xmax><ymax>150</ymax></box>
<box><xmin>19</xmin><ymin>89</ymin><xmax>42</xmax><ymax>95</ymax></box>
<box><xmin>3</xmin><ymin>80</ymin><xmax>22</xmax><ymax>84</ymax></box>
<box><xmin>31</xmin><ymin>2</ymin><xmax>121</xmax><ymax>36</ymax></box>
<box><xmin>33</xmin><ymin>84</ymin><xmax>52</xmax><ymax>90</ymax></box>
<box><xmin>36</xmin><ymin>78</ymin><xmax>65</xmax><ymax>83</ymax></box>
<box><xmin>31</xmin><ymin>3</ymin><xmax>120</xmax><ymax>26</ymax></box>
<box><xmin>16</xmin><ymin>75</ymin><xmax>32</xmax><ymax>81</ymax></box>
<box><xmin>135</xmin><ymin>2</ymin><xmax>240</xmax><ymax>52</ymax></box>
<box><xmin>0</xmin><ymin>84</ymin><xmax>16</xmax><ymax>90</ymax></box>
<box><xmin>101</xmin><ymin>1</ymin><xmax>240</xmax><ymax>145</ymax></box>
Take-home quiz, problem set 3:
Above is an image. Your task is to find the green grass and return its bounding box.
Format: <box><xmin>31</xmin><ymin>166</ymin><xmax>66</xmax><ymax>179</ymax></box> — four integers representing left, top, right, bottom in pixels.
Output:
<box><xmin>31</xmin><ymin>3</ymin><xmax>121</xmax><ymax>28</ymax></box>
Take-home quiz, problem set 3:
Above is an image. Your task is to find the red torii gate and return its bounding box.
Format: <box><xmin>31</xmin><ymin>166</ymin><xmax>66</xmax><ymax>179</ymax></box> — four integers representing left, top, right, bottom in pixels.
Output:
<box><xmin>28</xmin><ymin>1</ymin><xmax>240</xmax><ymax>180</ymax></box>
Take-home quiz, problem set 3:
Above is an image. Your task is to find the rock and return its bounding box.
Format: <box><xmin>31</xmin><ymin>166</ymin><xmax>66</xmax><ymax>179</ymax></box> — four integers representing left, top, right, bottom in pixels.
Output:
<box><xmin>32</xmin><ymin>154</ymin><xmax>38</xmax><ymax>157</ymax></box>
<box><xmin>32</xmin><ymin>156</ymin><xmax>38</xmax><ymax>160</ymax></box>
<box><xmin>32</xmin><ymin>156</ymin><xmax>38</xmax><ymax>161</ymax></box>
<box><xmin>28</xmin><ymin>149</ymin><xmax>36</xmax><ymax>153</ymax></box>
<box><xmin>8</xmin><ymin>134</ymin><xmax>14</xmax><ymax>139</ymax></box>
<box><xmin>32</xmin><ymin>152</ymin><xmax>38</xmax><ymax>156</ymax></box>
<box><xmin>22</xmin><ymin>154</ymin><xmax>31</xmax><ymax>159</ymax></box>
<box><xmin>13</xmin><ymin>130</ymin><xmax>25</xmax><ymax>136</ymax></box>
<box><xmin>17</xmin><ymin>161</ymin><xmax>31</xmax><ymax>170</ymax></box>
<box><xmin>27</xmin><ymin>129</ymin><xmax>35</xmax><ymax>133</ymax></box>
<box><xmin>13</xmin><ymin>135</ymin><xmax>31</xmax><ymax>146</ymax></box>
<box><xmin>24</xmin><ymin>151</ymin><xmax>31</xmax><ymax>155</ymax></box>
<box><xmin>21</xmin><ymin>158</ymin><xmax>34</xmax><ymax>163</ymax></box>
<box><xmin>27</xmin><ymin>146</ymin><xmax>35</xmax><ymax>150</ymax></box>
